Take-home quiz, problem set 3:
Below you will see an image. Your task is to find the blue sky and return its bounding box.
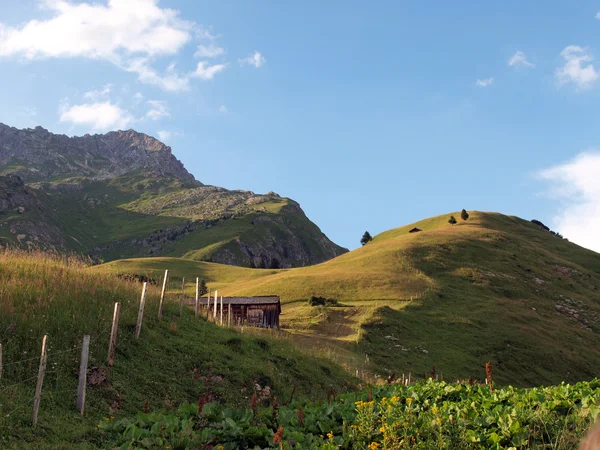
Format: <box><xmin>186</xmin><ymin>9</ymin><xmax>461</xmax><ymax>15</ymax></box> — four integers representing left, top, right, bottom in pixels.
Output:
<box><xmin>2</xmin><ymin>1</ymin><xmax>600</xmax><ymax>252</ymax></box>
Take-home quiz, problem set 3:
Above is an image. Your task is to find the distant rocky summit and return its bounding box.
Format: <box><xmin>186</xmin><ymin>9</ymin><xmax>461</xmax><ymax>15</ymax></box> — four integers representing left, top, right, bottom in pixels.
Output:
<box><xmin>0</xmin><ymin>123</ymin><xmax>347</xmax><ymax>267</ymax></box>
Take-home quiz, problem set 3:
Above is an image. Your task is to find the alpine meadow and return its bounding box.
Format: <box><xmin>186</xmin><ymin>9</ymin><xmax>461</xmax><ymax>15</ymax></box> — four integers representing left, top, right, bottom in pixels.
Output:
<box><xmin>2</xmin><ymin>1</ymin><xmax>600</xmax><ymax>449</ymax></box>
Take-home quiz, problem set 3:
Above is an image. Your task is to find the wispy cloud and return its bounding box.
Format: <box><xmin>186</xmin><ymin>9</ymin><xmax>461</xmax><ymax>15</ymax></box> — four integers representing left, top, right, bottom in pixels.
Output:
<box><xmin>0</xmin><ymin>0</ymin><xmax>227</xmax><ymax>91</ymax></box>
<box><xmin>83</xmin><ymin>84</ymin><xmax>112</xmax><ymax>100</ymax></box>
<box><xmin>219</xmin><ymin>105</ymin><xmax>228</xmax><ymax>114</ymax></box>
<box><xmin>146</xmin><ymin>100</ymin><xmax>169</xmax><ymax>120</ymax></box>
<box><xmin>157</xmin><ymin>129</ymin><xmax>183</xmax><ymax>142</ymax></box>
<box><xmin>195</xmin><ymin>44</ymin><xmax>225</xmax><ymax>58</ymax></box>
<box><xmin>239</xmin><ymin>51</ymin><xmax>266</xmax><ymax>68</ymax></box>
<box><xmin>475</xmin><ymin>77</ymin><xmax>494</xmax><ymax>87</ymax></box>
<box><xmin>508</xmin><ymin>51</ymin><xmax>535</xmax><ymax>68</ymax></box>
<box><xmin>555</xmin><ymin>45</ymin><xmax>598</xmax><ymax>90</ymax></box>
<box><xmin>59</xmin><ymin>101</ymin><xmax>133</xmax><ymax>130</ymax></box>
<box><xmin>537</xmin><ymin>151</ymin><xmax>600</xmax><ymax>253</ymax></box>
<box><xmin>194</xmin><ymin>61</ymin><xmax>227</xmax><ymax>80</ymax></box>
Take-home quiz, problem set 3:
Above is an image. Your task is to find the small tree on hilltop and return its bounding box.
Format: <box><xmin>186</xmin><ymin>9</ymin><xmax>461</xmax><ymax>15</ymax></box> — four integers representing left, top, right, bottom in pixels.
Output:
<box><xmin>461</xmin><ymin>209</ymin><xmax>469</xmax><ymax>221</ymax></box>
<box><xmin>448</xmin><ymin>216</ymin><xmax>457</xmax><ymax>225</ymax></box>
<box><xmin>360</xmin><ymin>231</ymin><xmax>373</xmax><ymax>246</ymax></box>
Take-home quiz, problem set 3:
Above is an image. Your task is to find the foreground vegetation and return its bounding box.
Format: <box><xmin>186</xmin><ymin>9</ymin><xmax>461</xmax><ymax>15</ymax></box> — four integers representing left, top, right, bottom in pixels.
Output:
<box><xmin>101</xmin><ymin>378</ymin><xmax>600</xmax><ymax>449</ymax></box>
<box><xmin>0</xmin><ymin>250</ymin><xmax>353</xmax><ymax>448</ymax></box>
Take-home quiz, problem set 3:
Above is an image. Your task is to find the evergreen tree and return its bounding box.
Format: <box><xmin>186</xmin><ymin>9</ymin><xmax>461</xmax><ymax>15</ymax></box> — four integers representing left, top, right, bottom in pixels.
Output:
<box><xmin>360</xmin><ymin>231</ymin><xmax>373</xmax><ymax>246</ymax></box>
<box><xmin>199</xmin><ymin>279</ymin><xmax>208</xmax><ymax>295</ymax></box>
<box><xmin>448</xmin><ymin>216</ymin><xmax>457</xmax><ymax>225</ymax></box>
<box><xmin>461</xmin><ymin>209</ymin><xmax>469</xmax><ymax>221</ymax></box>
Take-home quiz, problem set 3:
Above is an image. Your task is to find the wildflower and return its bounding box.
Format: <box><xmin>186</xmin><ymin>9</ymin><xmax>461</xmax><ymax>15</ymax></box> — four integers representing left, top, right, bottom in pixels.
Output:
<box><xmin>368</xmin><ymin>442</ymin><xmax>381</xmax><ymax>449</ymax></box>
<box><xmin>297</xmin><ymin>406</ymin><xmax>304</xmax><ymax>427</ymax></box>
<box><xmin>327</xmin><ymin>431</ymin><xmax>334</xmax><ymax>440</ymax></box>
<box><xmin>406</xmin><ymin>398</ymin><xmax>413</xmax><ymax>404</ymax></box>
<box><xmin>380</xmin><ymin>426</ymin><xmax>386</xmax><ymax>433</ymax></box>
<box><xmin>217</xmin><ymin>446</ymin><xmax>224</xmax><ymax>450</ymax></box>
<box><xmin>274</xmin><ymin>426</ymin><xmax>284</xmax><ymax>444</ymax></box>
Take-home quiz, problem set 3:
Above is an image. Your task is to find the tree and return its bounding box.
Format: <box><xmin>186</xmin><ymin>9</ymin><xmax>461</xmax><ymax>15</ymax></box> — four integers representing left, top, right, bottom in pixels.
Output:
<box><xmin>360</xmin><ymin>231</ymin><xmax>373</xmax><ymax>246</ymax></box>
<box><xmin>269</xmin><ymin>258</ymin><xmax>281</xmax><ymax>269</ymax></box>
<box><xmin>448</xmin><ymin>216</ymin><xmax>457</xmax><ymax>225</ymax></box>
<box><xmin>461</xmin><ymin>209</ymin><xmax>469</xmax><ymax>221</ymax></box>
<box><xmin>199</xmin><ymin>279</ymin><xmax>208</xmax><ymax>296</ymax></box>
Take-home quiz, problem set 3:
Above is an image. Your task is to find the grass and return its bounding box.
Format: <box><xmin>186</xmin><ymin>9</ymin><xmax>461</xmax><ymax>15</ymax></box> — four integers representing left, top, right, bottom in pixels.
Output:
<box><xmin>0</xmin><ymin>250</ymin><xmax>355</xmax><ymax>449</ymax></box>
<box><xmin>94</xmin><ymin>211</ymin><xmax>600</xmax><ymax>387</ymax></box>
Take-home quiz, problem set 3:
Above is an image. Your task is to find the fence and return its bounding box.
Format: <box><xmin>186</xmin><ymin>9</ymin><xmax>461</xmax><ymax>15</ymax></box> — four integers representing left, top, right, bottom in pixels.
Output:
<box><xmin>0</xmin><ymin>271</ymin><xmax>247</xmax><ymax>427</ymax></box>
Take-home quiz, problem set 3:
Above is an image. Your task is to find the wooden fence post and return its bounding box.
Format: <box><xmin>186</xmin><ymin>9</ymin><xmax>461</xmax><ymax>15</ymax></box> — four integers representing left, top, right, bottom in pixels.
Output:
<box><xmin>220</xmin><ymin>296</ymin><xmax>223</xmax><ymax>326</ymax></box>
<box><xmin>135</xmin><ymin>282</ymin><xmax>148</xmax><ymax>339</ymax></box>
<box><xmin>206</xmin><ymin>290</ymin><xmax>210</xmax><ymax>320</ymax></box>
<box><xmin>195</xmin><ymin>278</ymin><xmax>200</xmax><ymax>317</ymax></box>
<box><xmin>76</xmin><ymin>335</ymin><xmax>90</xmax><ymax>415</ymax></box>
<box><xmin>228</xmin><ymin>305</ymin><xmax>232</xmax><ymax>327</ymax></box>
<box><xmin>32</xmin><ymin>334</ymin><xmax>48</xmax><ymax>426</ymax></box>
<box><xmin>213</xmin><ymin>290</ymin><xmax>218</xmax><ymax>320</ymax></box>
<box><xmin>158</xmin><ymin>269</ymin><xmax>168</xmax><ymax>321</ymax></box>
<box><xmin>180</xmin><ymin>277</ymin><xmax>185</xmax><ymax>317</ymax></box>
<box><xmin>107</xmin><ymin>302</ymin><xmax>121</xmax><ymax>366</ymax></box>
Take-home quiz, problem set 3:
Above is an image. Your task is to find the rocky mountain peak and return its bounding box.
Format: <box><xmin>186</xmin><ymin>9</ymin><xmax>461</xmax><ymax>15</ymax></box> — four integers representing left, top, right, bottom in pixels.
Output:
<box><xmin>0</xmin><ymin>123</ymin><xmax>198</xmax><ymax>184</ymax></box>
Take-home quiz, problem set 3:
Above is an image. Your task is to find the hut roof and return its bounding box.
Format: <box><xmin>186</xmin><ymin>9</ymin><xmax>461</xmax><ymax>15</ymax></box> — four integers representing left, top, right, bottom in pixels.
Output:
<box><xmin>219</xmin><ymin>296</ymin><xmax>280</xmax><ymax>305</ymax></box>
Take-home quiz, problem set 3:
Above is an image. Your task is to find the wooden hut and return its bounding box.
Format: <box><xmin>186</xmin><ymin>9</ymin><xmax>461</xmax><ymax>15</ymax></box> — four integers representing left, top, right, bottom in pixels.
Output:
<box><xmin>204</xmin><ymin>296</ymin><xmax>281</xmax><ymax>328</ymax></box>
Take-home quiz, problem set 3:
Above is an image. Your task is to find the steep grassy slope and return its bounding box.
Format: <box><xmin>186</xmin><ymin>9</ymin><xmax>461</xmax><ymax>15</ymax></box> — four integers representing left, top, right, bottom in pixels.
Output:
<box><xmin>0</xmin><ymin>251</ymin><xmax>355</xmax><ymax>448</ymax></box>
<box><xmin>95</xmin><ymin>211</ymin><xmax>600</xmax><ymax>386</ymax></box>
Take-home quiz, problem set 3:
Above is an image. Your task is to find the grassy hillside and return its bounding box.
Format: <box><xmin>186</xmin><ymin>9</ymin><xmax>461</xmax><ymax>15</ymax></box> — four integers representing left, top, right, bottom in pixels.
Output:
<box><xmin>0</xmin><ymin>250</ymin><xmax>354</xmax><ymax>449</ymax></box>
<box><xmin>95</xmin><ymin>211</ymin><xmax>600</xmax><ymax>387</ymax></box>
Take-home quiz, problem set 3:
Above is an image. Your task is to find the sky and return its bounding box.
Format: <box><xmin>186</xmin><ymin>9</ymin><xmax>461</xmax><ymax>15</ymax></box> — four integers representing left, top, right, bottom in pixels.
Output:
<box><xmin>1</xmin><ymin>1</ymin><xmax>600</xmax><ymax>252</ymax></box>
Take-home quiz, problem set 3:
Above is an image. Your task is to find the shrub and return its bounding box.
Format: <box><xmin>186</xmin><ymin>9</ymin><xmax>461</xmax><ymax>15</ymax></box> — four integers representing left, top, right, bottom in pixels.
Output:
<box><xmin>448</xmin><ymin>216</ymin><xmax>457</xmax><ymax>225</ymax></box>
<box><xmin>461</xmin><ymin>209</ymin><xmax>469</xmax><ymax>220</ymax></box>
<box><xmin>308</xmin><ymin>296</ymin><xmax>338</xmax><ymax>306</ymax></box>
<box><xmin>360</xmin><ymin>231</ymin><xmax>373</xmax><ymax>246</ymax></box>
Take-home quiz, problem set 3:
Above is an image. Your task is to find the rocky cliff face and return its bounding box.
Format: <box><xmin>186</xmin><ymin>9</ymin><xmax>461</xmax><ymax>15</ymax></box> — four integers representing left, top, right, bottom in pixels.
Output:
<box><xmin>0</xmin><ymin>123</ymin><xmax>348</xmax><ymax>267</ymax></box>
<box><xmin>0</xmin><ymin>123</ymin><xmax>198</xmax><ymax>184</ymax></box>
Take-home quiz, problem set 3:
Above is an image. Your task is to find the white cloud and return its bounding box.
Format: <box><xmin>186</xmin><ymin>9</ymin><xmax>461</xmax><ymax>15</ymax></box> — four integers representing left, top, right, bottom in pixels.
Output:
<box><xmin>475</xmin><ymin>77</ymin><xmax>494</xmax><ymax>87</ymax></box>
<box><xmin>508</xmin><ymin>51</ymin><xmax>535</xmax><ymax>68</ymax></box>
<box><xmin>537</xmin><ymin>152</ymin><xmax>600</xmax><ymax>253</ymax></box>
<box><xmin>83</xmin><ymin>84</ymin><xmax>112</xmax><ymax>100</ymax></box>
<box><xmin>157</xmin><ymin>129</ymin><xmax>182</xmax><ymax>141</ymax></box>
<box><xmin>219</xmin><ymin>105</ymin><xmax>228</xmax><ymax>114</ymax></box>
<box><xmin>59</xmin><ymin>101</ymin><xmax>133</xmax><ymax>130</ymax></box>
<box><xmin>194</xmin><ymin>61</ymin><xmax>226</xmax><ymax>80</ymax></box>
<box><xmin>0</xmin><ymin>0</ymin><xmax>230</xmax><ymax>91</ymax></box>
<box><xmin>146</xmin><ymin>99</ymin><xmax>169</xmax><ymax>120</ymax></box>
<box><xmin>555</xmin><ymin>45</ymin><xmax>598</xmax><ymax>90</ymax></box>
<box><xmin>595</xmin><ymin>11</ymin><xmax>600</xmax><ymax>19</ymax></box>
<box><xmin>0</xmin><ymin>0</ymin><xmax>192</xmax><ymax>59</ymax></box>
<box><xmin>239</xmin><ymin>51</ymin><xmax>266</xmax><ymax>68</ymax></box>
<box><xmin>195</xmin><ymin>44</ymin><xmax>225</xmax><ymax>58</ymax></box>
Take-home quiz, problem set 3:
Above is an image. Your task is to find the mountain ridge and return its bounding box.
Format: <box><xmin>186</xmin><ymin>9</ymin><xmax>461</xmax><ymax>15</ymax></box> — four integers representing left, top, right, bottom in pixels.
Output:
<box><xmin>0</xmin><ymin>122</ymin><xmax>347</xmax><ymax>267</ymax></box>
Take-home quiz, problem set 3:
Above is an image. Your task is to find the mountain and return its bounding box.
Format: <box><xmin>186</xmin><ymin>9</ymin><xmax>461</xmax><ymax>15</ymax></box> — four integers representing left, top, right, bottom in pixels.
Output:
<box><xmin>95</xmin><ymin>211</ymin><xmax>600</xmax><ymax>386</ymax></box>
<box><xmin>0</xmin><ymin>123</ymin><xmax>347</xmax><ymax>266</ymax></box>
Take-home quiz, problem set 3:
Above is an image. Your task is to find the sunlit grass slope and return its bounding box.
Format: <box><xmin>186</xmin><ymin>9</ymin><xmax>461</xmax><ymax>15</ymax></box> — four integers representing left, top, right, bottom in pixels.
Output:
<box><xmin>95</xmin><ymin>211</ymin><xmax>600</xmax><ymax>387</ymax></box>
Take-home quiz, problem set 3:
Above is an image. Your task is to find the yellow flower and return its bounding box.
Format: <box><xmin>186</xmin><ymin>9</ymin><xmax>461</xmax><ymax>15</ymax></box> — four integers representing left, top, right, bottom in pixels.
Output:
<box><xmin>437</xmin><ymin>417</ymin><xmax>443</xmax><ymax>425</ymax></box>
<box><xmin>368</xmin><ymin>442</ymin><xmax>381</xmax><ymax>450</ymax></box>
<box><xmin>217</xmin><ymin>446</ymin><xmax>224</xmax><ymax>450</ymax></box>
<box><xmin>406</xmin><ymin>398</ymin><xmax>413</xmax><ymax>404</ymax></box>
<box><xmin>327</xmin><ymin>432</ymin><xmax>334</xmax><ymax>440</ymax></box>
<box><xmin>380</xmin><ymin>426</ymin><xmax>386</xmax><ymax>433</ymax></box>
<box><xmin>103</xmin><ymin>417</ymin><xmax>109</xmax><ymax>421</ymax></box>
